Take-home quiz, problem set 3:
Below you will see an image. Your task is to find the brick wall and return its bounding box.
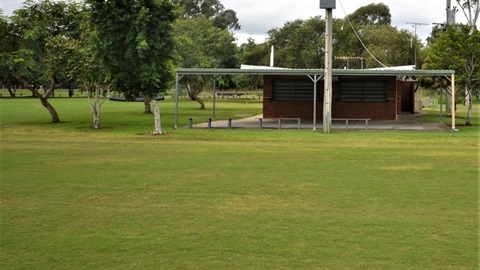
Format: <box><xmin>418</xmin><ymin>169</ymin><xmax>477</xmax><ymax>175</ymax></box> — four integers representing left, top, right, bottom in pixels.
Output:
<box><xmin>263</xmin><ymin>75</ymin><xmax>403</xmax><ymax>120</ymax></box>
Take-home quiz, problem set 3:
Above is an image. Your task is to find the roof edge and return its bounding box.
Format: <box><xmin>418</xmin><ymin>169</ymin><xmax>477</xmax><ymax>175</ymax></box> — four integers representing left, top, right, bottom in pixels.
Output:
<box><xmin>176</xmin><ymin>68</ymin><xmax>455</xmax><ymax>76</ymax></box>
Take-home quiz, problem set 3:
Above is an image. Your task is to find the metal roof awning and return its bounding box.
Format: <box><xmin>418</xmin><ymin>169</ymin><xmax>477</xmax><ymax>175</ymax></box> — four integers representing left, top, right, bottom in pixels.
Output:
<box><xmin>176</xmin><ymin>68</ymin><xmax>455</xmax><ymax>77</ymax></box>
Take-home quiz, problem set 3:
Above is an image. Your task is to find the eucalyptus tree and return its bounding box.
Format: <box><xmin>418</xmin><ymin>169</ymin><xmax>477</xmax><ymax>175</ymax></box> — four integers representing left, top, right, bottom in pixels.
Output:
<box><xmin>171</xmin><ymin>0</ymin><xmax>240</xmax><ymax>30</ymax></box>
<box><xmin>357</xmin><ymin>25</ymin><xmax>417</xmax><ymax>68</ymax></box>
<box><xmin>424</xmin><ymin>25</ymin><xmax>480</xmax><ymax>125</ymax></box>
<box><xmin>174</xmin><ymin>15</ymin><xmax>237</xmax><ymax>109</ymax></box>
<box><xmin>87</xmin><ymin>0</ymin><xmax>176</xmax><ymax>134</ymax></box>
<box><xmin>456</xmin><ymin>0</ymin><xmax>479</xmax><ymax>31</ymax></box>
<box><xmin>264</xmin><ymin>3</ymin><xmax>417</xmax><ymax>69</ymax></box>
<box><xmin>267</xmin><ymin>17</ymin><xmax>327</xmax><ymax>68</ymax></box>
<box><xmin>348</xmin><ymin>3</ymin><xmax>391</xmax><ymax>26</ymax></box>
<box><xmin>7</xmin><ymin>0</ymin><xmax>83</xmax><ymax>122</ymax></box>
<box><xmin>339</xmin><ymin>3</ymin><xmax>421</xmax><ymax>68</ymax></box>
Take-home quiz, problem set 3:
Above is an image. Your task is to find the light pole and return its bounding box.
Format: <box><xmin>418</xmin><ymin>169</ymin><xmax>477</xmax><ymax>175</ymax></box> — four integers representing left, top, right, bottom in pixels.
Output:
<box><xmin>320</xmin><ymin>0</ymin><xmax>335</xmax><ymax>133</ymax></box>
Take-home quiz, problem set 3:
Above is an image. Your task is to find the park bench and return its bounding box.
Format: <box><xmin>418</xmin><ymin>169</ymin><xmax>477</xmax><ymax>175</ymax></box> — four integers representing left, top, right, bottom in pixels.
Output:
<box><xmin>188</xmin><ymin>117</ymin><xmax>233</xmax><ymax>129</ymax></box>
<box><xmin>332</xmin><ymin>118</ymin><xmax>370</xmax><ymax>130</ymax></box>
<box><xmin>256</xmin><ymin>118</ymin><xmax>301</xmax><ymax>129</ymax></box>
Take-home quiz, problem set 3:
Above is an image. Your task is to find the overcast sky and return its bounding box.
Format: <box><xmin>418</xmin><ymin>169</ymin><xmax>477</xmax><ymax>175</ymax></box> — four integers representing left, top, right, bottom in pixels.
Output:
<box><xmin>2</xmin><ymin>0</ymin><xmax>477</xmax><ymax>44</ymax></box>
<box><xmin>222</xmin><ymin>0</ymin><xmax>475</xmax><ymax>44</ymax></box>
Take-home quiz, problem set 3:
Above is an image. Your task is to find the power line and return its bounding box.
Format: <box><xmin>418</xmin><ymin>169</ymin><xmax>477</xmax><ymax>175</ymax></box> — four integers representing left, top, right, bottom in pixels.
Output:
<box><xmin>337</xmin><ymin>0</ymin><xmax>387</xmax><ymax>68</ymax></box>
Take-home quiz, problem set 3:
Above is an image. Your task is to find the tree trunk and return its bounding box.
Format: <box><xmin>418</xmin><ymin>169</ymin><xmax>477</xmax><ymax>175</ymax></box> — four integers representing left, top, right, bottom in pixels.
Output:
<box><xmin>187</xmin><ymin>84</ymin><xmax>206</xmax><ymax>110</ymax></box>
<box><xmin>144</xmin><ymin>95</ymin><xmax>152</xmax><ymax>114</ymax></box>
<box><xmin>192</xmin><ymin>93</ymin><xmax>205</xmax><ymax>110</ymax></box>
<box><xmin>465</xmin><ymin>85</ymin><xmax>473</xmax><ymax>125</ymax></box>
<box><xmin>151</xmin><ymin>99</ymin><xmax>162</xmax><ymax>135</ymax></box>
<box><xmin>186</xmin><ymin>78</ymin><xmax>207</xmax><ymax>110</ymax></box>
<box><xmin>86</xmin><ymin>82</ymin><xmax>109</xmax><ymax>129</ymax></box>
<box><xmin>7</xmin><ymin>86</ymin><xmax>16</xmax><ymax>98</ymax></box>
<box><xmin>17</xmin><ymin>77</ymin><xmax>60</xmax><ymax>123</ymax></box>
<box><xmin>93</xmin><ymin>109</ymin><xmax>101</xmax><ymax>129</ymax></box>
<box><xmin>40</xmin><ymin>97</ymin><xmax>60</xmax><ymax>123</ymax></box>
<box><xmin>88</xmin><ymin>89</ymin><xmax>101</xmax><ymax>129</ymax></box>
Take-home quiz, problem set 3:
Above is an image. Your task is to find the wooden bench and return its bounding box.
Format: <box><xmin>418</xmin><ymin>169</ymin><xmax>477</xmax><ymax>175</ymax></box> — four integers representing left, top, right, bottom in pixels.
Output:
<box><xmin>332</xmin><ymin>118</ymin><xmax>370</xmax><ymax>130</ymax></box>
<box><xmin>188</xmin><ymin>117</ymin><xmax>232</xmax><ymax>129</ymax></box>
<box><xmin>256</xmin><ymin>118</ymin><xmax>301</xmax><ymax>129</ymax></box>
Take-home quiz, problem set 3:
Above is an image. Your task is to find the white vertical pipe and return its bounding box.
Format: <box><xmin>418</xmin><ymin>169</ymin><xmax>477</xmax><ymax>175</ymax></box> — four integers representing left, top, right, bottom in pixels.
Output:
<box><xmin>270</xmin><ymin>46</ymin><xmax>274</xmax><ymax>67</ymax></box>
<box><xmin>174</xmin><ymin>73</ymin><xmax>179</xmax><ymax>129</ymax></box>
<box><xmin>451</xmin><ymin>73</ymin><xmax>456</xmax><ymax>130</ymax></box>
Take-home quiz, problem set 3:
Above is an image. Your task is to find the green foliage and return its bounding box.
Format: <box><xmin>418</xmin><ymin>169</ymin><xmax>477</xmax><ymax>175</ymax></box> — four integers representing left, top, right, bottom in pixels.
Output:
<box><xmin>267</xmin><ymin>17</ymin><xmax>326</xmax><ymax>68</ymax></box>
<box><xmin>238</xmin><ymin>38</ymin><xmax>270</xmax><ymax>66</ymax></box>
<box><xmin>234</xmin><ymin>38</ymin><xmax>269</xmax><ymax>89</ymax></box>
<box><xmin>424</xmin><ymin>25</ymin><xmax>480</xmax><ymax>85</ymax></box>
<box><xmin>0</xmin><ymin>15</ymin><xmax>22</xmax><ymax>91</ymax></box>
<box><xmin>2</xmin><ymin>0</ymin><xmax>85</xmax><ymax>122</ymax></box>
<box><xmin>87</xmin><ymin>0</ymin><xmax>176</xmax><ymax>101</ymax></box>
<box><xmin>423</xmin><ymin>24</ymin><xmax>480</xmax><ymax>124</ymax></box>
<box><xmin>263</xmin><ymin>7</ymin><xmax>417</xmax><ymax>69</ymax></box>
<box><xmin>358</xmin><ymin>25</ymin><xmax>417</xmax><ymax>68</ymax></box>
<box><xmin>173</xmin><ymin>15</ymin><xmax>238</xmax><ymax>107</ymax></box>
<box><xmin>174</xmin><ymin>16</ymin><xmax>237</xmax><ymax>68</ymax></box>
<box><xmin>348</xmin><ymin>3</ymin><xmax>392</xmax><ymax>25</ymax></box>
<box><xmin>171</xmin><ymin>0</ymin><xmax>240</xmax><ymax>30</ymax></box>
<box><xmin>8</xmin><ymin>0</ymin><xmax>83</xmax><ymax>89</ymax></box>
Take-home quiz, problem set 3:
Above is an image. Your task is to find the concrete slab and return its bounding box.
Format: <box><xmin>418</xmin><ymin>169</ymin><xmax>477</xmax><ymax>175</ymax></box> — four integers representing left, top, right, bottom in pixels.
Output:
<box><xmin>188</xmin><ymin>114</ymin><xmax>451</xmax><ymax>132</ymax></box>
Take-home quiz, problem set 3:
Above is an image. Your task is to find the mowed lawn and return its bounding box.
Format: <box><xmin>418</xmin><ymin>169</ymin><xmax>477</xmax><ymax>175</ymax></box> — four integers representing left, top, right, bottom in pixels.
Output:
<box><xmin>1</xmin><ymin>98</ymin><xmax>478</xmax><ymax>269</ymax></box>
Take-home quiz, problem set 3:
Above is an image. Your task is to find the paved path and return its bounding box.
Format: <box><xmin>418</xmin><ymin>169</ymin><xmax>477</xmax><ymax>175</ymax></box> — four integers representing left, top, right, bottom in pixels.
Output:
<box><xmin>189</xmin><ymin>113</ymin><xmax>451</xmax><ymax>131</ymax></box>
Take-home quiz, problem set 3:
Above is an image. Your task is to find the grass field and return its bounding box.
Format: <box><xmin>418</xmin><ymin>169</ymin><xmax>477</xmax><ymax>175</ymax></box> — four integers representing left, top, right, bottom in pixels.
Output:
<box><xmin>1</xmin><ymin>97</ymin><xmax>479</xmax><ymax>269</ymax></box>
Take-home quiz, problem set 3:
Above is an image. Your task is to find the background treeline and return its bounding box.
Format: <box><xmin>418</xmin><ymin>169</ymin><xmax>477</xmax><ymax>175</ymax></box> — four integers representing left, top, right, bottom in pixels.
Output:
<box><xmin>1</xmin><ymin>0</ymin><xmax>478</xmax><ymax>120</ymax></box>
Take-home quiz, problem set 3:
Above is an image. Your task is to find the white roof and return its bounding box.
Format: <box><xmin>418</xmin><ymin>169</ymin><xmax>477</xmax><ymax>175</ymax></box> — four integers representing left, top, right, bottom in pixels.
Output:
<box><xmin>367</xmin><ymin>65</ymin><xmax>416</xmax><ymax>71</ymax></box>
<box><xmin>240</xmin><ymin>64</ymin><xmax>288</xmax><ymax>70</ymax></box>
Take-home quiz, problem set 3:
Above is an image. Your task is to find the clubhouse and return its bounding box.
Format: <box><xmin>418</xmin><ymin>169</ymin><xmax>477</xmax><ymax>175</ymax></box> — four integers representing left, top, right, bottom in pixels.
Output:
<box><xmin>174</xmin><ymin>67</ymin><xmax>456</xmax><ymax>130</ymax></box>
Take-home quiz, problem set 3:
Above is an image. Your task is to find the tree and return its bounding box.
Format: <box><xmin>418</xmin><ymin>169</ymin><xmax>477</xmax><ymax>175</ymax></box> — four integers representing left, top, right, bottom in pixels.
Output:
<box><xmin>264</xmin><ymin>5</ymin><xmax>415</xmax><ymax>70</ymax></box>
<box><xmin>174</xmin><ymin>16</ymin><xmax>237</xmax><ymax>109</ymax></box>
<box><xmin>234</xmin><ymin>38</ymin><xmax>270</xmax><ymax>90</ymax></box>
<box><xmin>267</xmin><ymin>17</ymin><xmax>326</xmax><ymax>68</ymax></box>
<box><xmin>171</xmin><ymin>0</ymin><xmax>240</xmax><ymax>30</ymax></box>
<box><xmin>0</xmin><ymin>14</ymin><xmax>22</xmax><ymax>97</ymax></box>
<box><xmin>456</xmin><ymin>0</ymin><xmax>480</xmax><ymax>30</ymax></box>
<box><xmin>424</xmin><ymin>25</ymin><xmax>480</xmax><ymax>125</ymax></box>
<box><xmin>238</xmin><ymin>38</ymin><xmax>270</xmax><ymax>66</ymax></box>
<box><xmin>69</xmin><ymin>18</ymin><xmax>111</xmax><ymax>129</ymax></box>
<box><xmin>337</xmin><ymin>3</ymin><xmax>421</xmax><ymax>68</ymax></box>
<box><xmin>348</xmin><ymin>3</ymin><xmax>391</xmax><ymax>26</ymax></box>
<box><xmin>7</xmin><ymin>0</ymin><xmax>83</xmax><ymax>123</ymax></box>
<box><xmin>357</xmin><ymin>25</ymin><xmax>418</xmax><ymax>68</ymax></box>
<box><xmin>87</xmin><ymin>0</ymin><xmax>176</xmax><ymax>134</ymax></box>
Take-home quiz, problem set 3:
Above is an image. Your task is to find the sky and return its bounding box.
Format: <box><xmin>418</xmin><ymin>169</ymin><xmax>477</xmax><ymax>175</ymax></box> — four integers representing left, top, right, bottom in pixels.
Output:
<box><xmin>1</xmin><ymin>0</ymin><xmax>477</xmax><ymax>44</ymax></box>
<box><xmin>221</xmin><ymin>0</ymin><xmax>474</xmax><ymax>44</ymax></box>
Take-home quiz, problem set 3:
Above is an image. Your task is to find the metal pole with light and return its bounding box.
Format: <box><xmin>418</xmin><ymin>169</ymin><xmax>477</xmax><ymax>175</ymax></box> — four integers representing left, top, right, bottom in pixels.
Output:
<box><xmin>320</xmin><ymin>0</ymin><xmax>335</xmax><ymax>133</ymax></box>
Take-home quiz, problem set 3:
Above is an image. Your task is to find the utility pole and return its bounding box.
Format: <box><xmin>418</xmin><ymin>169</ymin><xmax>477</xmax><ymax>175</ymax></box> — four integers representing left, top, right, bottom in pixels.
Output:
<box><xmin>446</xmin><ymin>0</ymin><xmax>457</xmax><ymax>25</ymax></box>
<box><xmin>406</xmin><ymin>22</ymin><xmax>429</xmax><ymax>68</ymax></box>
<box><xmin>445</xmin><ymin>0</ymin><xmax>457</xmax><ymax>113</ymax></box>
<box><xmin>433</xmin><ymin>0</ymin><xmax>457</xmax><ymax>30</ymax></box>
<box><xmin>320</xmin><ymin>0</ymin><xmax>335</xmax><ymax>133</ymax></box>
